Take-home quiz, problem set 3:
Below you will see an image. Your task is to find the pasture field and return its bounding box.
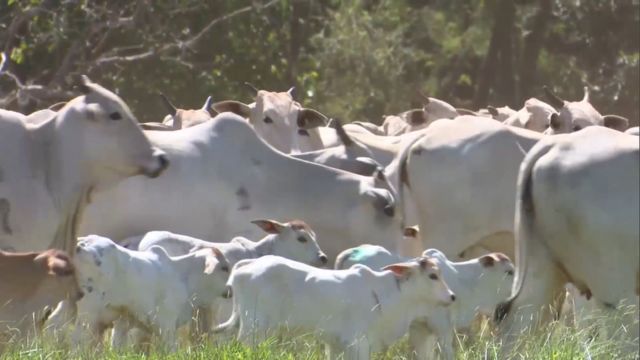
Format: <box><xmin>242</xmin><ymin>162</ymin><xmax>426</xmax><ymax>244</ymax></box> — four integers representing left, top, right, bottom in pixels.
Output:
<box><xmin>1</xmin><ymin>309</ymin><xmax>637</xmax><ymax>360</ymax></box>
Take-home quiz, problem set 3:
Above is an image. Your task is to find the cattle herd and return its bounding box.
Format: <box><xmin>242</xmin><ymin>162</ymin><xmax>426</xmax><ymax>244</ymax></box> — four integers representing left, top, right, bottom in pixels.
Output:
<box><xmin>0</xmin><ymin>75</ymin><xmax>638</xmax><ymax>359</ymax></box>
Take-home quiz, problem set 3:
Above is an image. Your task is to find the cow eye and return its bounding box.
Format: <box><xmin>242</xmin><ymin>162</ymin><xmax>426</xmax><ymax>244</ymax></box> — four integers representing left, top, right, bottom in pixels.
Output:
<box><xmin>297</xmin><ymin>236</ymin><xmax>307</xmax><ymax>243</ymax></box>
<box><xmin>109</xmin><ymin>112</ymin><xmax>122</xmax><ymax>120</ymax></box>
<box><xmin>263</xmin><ymin>116</ymin><xmax>273</xmax><ymax>124</ymax></box>
<box><xmin>429</xmin><ymin>273</ymin><xmax>438</xmax><ymax>280</ymax></box>
<box><xmin>572</xmin><ymin>125</ymin><xmax>581</xmax><ymax>131</ymax></box>
<box><xmin>221</xmin><ymin>266</ymin><xmax>229</xmax><ymax>272</ymax></box>
<box><xmin>507</xmin><ymin>270</ymin><xmax>514</xmax><ymax>276</ymax></box>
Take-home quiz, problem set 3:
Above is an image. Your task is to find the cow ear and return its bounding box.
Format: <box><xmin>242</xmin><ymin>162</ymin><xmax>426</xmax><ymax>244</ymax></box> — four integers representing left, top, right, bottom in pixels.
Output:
<box><xmin>407</xmin><ymin>109</ymin><xmax>426</xmax><ymax>125</ymax></box>
<box><xmin>251</xmin><ymin>219</ymin><xmax>285</xmax><ymax>234</ymax></box>
<box><xmin>479</xmin><ymin>254</ymin><xmax>497</xmax><ymax>267</ymax></box>
<box><xmin>297</xmin><ymin>108</ymin><xmax>328</xmax><ymax>129</ymax></box>
<box><xmin>47</xmin><ymin>254</ymin><xmax>74</xmax><ymax>276</ymax></box>
<box><xmin>603</xmin><ymin>115</ymin><xmax>629</xmax><ymax>131</ymax></box>
<box><xmin>487</xmin><ymin>106</ymin><xmax>499</xmax><ymax>118</ymax></box>
<box><xmin>211</xmin><ymin>100</ymin><xmax>252</xmax><ymax>118</ymax></box>
<box><xmin>403</xmin><ymin>226</ymin><xmax>418</xmax><ymax>238</ymax></box>
<box><xmin>549</xmin><ymin>113</ymin><xmax>561</xmax><ymax>129</ymax></box>
<box><xmin>382</xmin><ymin>263</ymin><xmax>412</xmax><ymax>279</ymax></box>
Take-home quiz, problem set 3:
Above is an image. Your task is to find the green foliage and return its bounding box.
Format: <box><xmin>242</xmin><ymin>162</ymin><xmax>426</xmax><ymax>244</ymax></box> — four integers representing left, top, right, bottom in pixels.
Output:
<box><xmin>0</xmin><ymin>0</ymin><xmax>638</xmax><ymax>124</ymax></box>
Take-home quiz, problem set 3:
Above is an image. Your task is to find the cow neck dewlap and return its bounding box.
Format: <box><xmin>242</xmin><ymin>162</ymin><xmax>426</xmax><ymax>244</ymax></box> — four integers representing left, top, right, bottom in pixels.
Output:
<box><xmin>32</xmin><ymin>119</ymin><xmax>92</xmax><ymax>254</ymax></box>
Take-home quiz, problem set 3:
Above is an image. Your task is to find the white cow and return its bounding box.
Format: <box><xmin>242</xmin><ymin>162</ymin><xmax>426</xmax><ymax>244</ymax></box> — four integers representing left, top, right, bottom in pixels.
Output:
<box><xmin>543</xmin><ymin>86</ymin><xmax>629</xmax><ymax>134</ymax></box>
<box><xmin>503</xmin><ymin>98</ymin><xmax>556</xmax><ymax>132</ymax></box>
<box><xmin>71</xmin><ymin>235</ymin><xmax>230</xmax><ymax>351</ymax></box>
<box><xmin>0</xmin><ymin>76</ymin><xmax>168</xmax><ymax>253</ymax></box>
<box><xmin>212</xmin><ymin>88</ymin><xmax>336</xmax><ymax>153</ymax></box>
<box><xmin>625</xmin><ymin>126</ymin><xmax>639</xmax><ymax>136</ymax></box>
<box><xmin>140</xmin><ymin>94</ymin><xmax>213</xmax><ymax>131</ymax></box>
<box><xmin>80</xmin><ymin>113</ymin><xmax>401</xmax><ymax>262</ymax></box>
<box><xmin>394</xmin><ymin>116</ymin><xmax>543</xmax><ymax>260</ymax></box>
<box><xmin>495</xmin><ymin>126</ymin><xmax>639</xmax><ymax>355</ymax></box>
<box><xmin>335</xmin><ymin>246</ymin><xmax>514</xmax><ymax>358</ymax></box>
<box><xmin>214</xmin><ymin>255</ymin><xmax>456</xmax><ymax>360</ymax></box>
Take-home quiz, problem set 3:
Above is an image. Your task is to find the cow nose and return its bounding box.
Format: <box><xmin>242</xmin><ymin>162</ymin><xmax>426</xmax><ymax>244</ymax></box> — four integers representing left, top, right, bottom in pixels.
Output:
<box><xmin>319</xmin><ymin>254</ymin><xmax>328</xmax><ymax>265</ymax></box>
<box><xmin>450</xmin><ymin>294</ymin><xmax>456</xmax><ymax>302</ymax></box>
<box><xmin>75</xmin><ymin>245</ymin><xmax>82</xmax><ymax>253</ymax></box>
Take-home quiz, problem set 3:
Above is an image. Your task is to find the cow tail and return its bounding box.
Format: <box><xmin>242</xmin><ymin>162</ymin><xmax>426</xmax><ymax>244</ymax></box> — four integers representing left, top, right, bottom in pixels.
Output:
<box><xmin>395</xmin><ymin>133</ymin><xmax>427</xmax><ymax>232</ymax></box>
<box><xmin>495</xmin><ymin>140</ymin><xmax>552</xmax><ymax>323</ymax></box>
<box><xmin>212</xmin><ymin>298</ymin><xmax>238</xmax><ymax>334</ymax></box>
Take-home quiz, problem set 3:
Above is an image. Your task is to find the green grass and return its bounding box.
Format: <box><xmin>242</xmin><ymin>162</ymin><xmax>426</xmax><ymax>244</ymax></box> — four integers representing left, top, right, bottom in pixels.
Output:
<box><xmin>1</xmin><ymin>312</ymin><xmax>637</xmax><ymax>360</ymax></box>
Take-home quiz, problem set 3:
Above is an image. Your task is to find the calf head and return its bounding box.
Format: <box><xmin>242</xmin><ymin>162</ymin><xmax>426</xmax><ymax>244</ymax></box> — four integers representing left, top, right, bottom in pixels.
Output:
<box><xmin>33</xmin><ymin>250</ymin><xmax>83</xmax><ymax>304</ymax></box>
<box><xmin>56</xmin><ymin>76</ymin><xmax>168</xmax><ymax>187</ymax></box>
<box><xmin>251</xmin><ymin>219</ymin><xmax>328</xmax><ymax>267</ymax></box>
<box><xmin>476</xmin><ymin>253</ymin><xmax>515</xmax><ymax>313</ymax></box>
<box><xmin>74</xmin><ymin>235</ymin><xmax>121</xmax><ymax>284</ymax></box>
<box><xmin>199</xmin><ymin>247</ymin><xmax>233</xmax><ymax>299</ymax></box>
<box><xmin>383</xmin><ymin>256</ymin><xmax>456</xmax><ymax>306</ymax></box>
<box><xmin>543</xmin><ymin>86</ymin><xmax>629</xmax><ymax>134</ymax></box>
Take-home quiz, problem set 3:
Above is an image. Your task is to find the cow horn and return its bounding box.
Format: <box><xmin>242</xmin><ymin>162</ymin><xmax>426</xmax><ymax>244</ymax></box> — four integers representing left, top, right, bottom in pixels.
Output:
<box><xmin>333</xmin><ymin>119</ymin><xmax>354</xmax><ymax>147</ymax></box>
<box><xmin>417</xmin><ymin>89</ymin><xmax>430</xmax><ymax>104</ymax></box>
<box><xmin>287</xmin><ymin>86</ymin><xmax>296</xmax><ymax>99</ymax></box>
<box><xmin>159</xmin><ymin>93</ymin><xmax>177</xmax><ymax>116</ymax></box>
<box><xmin>244</xmin><ymin>82</ymin><xmax>259</xmax><ymax>93</ymax></box>
<box><xmin>543</xmin><ymin>86</ymin><xmax>565</xmax><ymax>109</ymax></box>
<box><xmin>202</xmin><ymin>96</ymin><xmax>213</xmax><ymax>111</ymax></box>
<box><xmin>582</xmin><ymin>86</ymin><xmax>590</xmax><ymax>103</ymax></box>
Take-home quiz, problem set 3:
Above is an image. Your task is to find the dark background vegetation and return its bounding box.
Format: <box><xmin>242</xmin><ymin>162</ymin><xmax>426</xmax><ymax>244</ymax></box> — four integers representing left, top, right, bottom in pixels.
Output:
<box><xmin>1</xmin><ymin>0</ymin><xmax>638</xmax><ymax>125</ymax></box>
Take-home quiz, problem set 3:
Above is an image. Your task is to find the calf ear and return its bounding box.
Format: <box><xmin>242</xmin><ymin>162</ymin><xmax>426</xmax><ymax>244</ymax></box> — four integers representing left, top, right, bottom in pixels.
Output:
<box><xmin>297</xmin><ymin>108</ymin><xmax>328</xmax><ymax>129</ymax></box>
<box><xmin>47</xmin><ymin>254</ymin><xmax>74</xmax><ymax>276</ymax></box>
<box><xmin>251</xmin><ymin>219</ymin><xmax>286</xmax><ymax>234</ymax></box>
<box><xmin>479</xmin><ymin>254</ymin><xmax>497</xmax><ymax>267</ymax></box>
<box><xmin>211</xmin><ymin>100</ymin><xmax>252</xmax><ymax>118</ymax></box>
<box><xmin>603</xmin><ymin>115</ymin><xmax>629</xmax><ymax>131</ymax></box>
<box><xmin>204</xmin><ymin>247</ymin><xmax>226</xmax><ymax>274</ymax></box>
<box><xmin>382</xmin><ymin>263</ymin><xmax>413</xmax><ymax>279</ymax></box>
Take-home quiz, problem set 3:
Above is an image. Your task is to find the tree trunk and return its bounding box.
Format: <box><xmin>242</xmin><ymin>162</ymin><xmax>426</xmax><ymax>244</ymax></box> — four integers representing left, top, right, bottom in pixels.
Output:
<box><xmin>287</xmin><ymin>0</ymin><xmax>303</xmax><ymax>92</ymax></box>
<box><xmin>518</xmin><ymin>0</ymin><xmax>552</xmax><ymax>100</ymax></box>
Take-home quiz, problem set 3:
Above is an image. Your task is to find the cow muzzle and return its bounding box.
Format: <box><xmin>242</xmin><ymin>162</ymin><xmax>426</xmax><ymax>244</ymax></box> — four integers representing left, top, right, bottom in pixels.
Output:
<box><xmin>141</xmin><ymin>150</ymin><xmax>169</xmax><ymax>178</ymax></box>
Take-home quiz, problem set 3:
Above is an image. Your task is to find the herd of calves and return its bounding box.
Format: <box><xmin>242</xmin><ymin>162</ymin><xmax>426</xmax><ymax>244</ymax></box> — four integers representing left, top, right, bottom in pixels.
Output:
<box><xmin>0</xmin><ymin>76</ymin><xmax>638</xmax><ymax>360</ymax></box>
<box><xmin>2</xmin><ymin>220</ymin><xmax>514</xmax><ymax>360</ymax></box>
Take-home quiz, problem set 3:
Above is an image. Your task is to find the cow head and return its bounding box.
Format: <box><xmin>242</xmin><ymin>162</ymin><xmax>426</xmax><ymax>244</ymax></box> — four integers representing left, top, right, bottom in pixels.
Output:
<box><xmin>421</xmin><ymin>95</ymin><xmax>459</xmax><ymax>124</ymax></box>
<box><xmin>383</xmin><ymin>256</ymin><xmax>456</xmax><ymax>306</ymax></box>
<box><xmin>55</xmin><ymin>76</ymin><xmax>168</xmax><ymax>189</ymax></box>
<box><xmin>212</xmin><ymin>88</ymin><xmax>328</xmax><ymax>153</ymax></box>
<box><xmin>382</xmin><ymin>109</ymin><xmax>428</xmax><ymax>136</ymax></box>
<box><xmin>159</xmin><ymin>94</ymin><xmax>213</xmax><ymax>129</ymax></box>
<box><xmin>543</xmin><ymin>86</ymin><xmax>629</xmax><ymax>134</ymax></box>
<box><xmin>251</xmin><ymin>219</ymin><xmax>328</xmax><ymax>267</ymax></box>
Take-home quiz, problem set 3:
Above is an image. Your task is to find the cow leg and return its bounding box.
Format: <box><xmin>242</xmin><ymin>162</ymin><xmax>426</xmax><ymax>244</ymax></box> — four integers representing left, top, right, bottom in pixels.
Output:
<box><xmin>43</xmin><ymin>300</ymin><xmax>77</xmax><ymax>342</ymax></box>
<box><xmin>344</xmin><ymin>337</ymin><xmax>371</xmax><ymax>360</ymax></box>
<box><xmin>498</xmin><ymin>241</ymin><xmax>567</xmax><ymax>355</ymax></box>
<box><xmin>424</xmin><ymin>311</ymin><xmax>455</xmax><ymax>360</ymax></box>
<box><xmin>110</xmin><ymin>317</ymin><xmax>130</xmax><ymax>350</ymax></box>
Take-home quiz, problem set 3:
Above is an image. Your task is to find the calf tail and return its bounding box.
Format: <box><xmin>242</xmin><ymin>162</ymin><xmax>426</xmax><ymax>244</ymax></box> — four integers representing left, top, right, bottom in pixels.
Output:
<box><xmin>494</xmin><ymin>140</ymin><xmax>553</xmax><ymax>323</ymax></box>
<box><xmin>213</xmin><ymin>280</ymin><xmax>239</xmax><ymax>334</ymax></box>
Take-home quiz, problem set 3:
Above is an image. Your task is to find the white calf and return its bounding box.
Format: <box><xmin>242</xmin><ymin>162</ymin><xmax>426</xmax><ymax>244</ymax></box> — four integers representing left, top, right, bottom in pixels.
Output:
<box><xmin>132</xmin><ymin>219</ymin><xmax>328</xmax><ymax>334</ymax></box>
<box><xmin>214</xmin><ymin>255</ymin><xmax>456</xmax><ymax>360</ymax></box>
<box><xmin>335</xmin><ymin>246</ymin><xmax>514</xmax><ymax>358</ymax></box>
<box><xmin>71</xmin><ymin>235</ymin><xmax>230</xmax><ymax>351</ymax></box>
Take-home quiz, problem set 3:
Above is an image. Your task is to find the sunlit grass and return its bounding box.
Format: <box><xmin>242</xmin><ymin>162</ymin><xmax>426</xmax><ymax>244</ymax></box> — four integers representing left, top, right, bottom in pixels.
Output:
<box><xmin>1</xmin><ymin>309</ymin><xmax>637</xmax><ymax>360</ymax></box>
